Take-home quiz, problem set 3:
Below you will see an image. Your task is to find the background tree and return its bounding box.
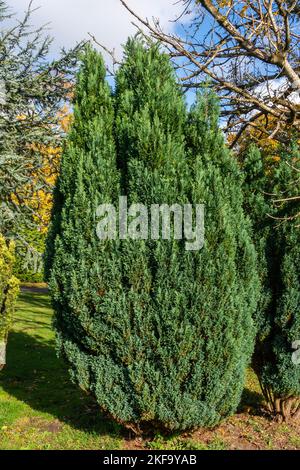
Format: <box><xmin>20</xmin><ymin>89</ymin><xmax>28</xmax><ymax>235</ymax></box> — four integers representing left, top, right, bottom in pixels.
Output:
<box><xmin>0</xmin><ymin>0</ymin><xmax>80</xmax><ymax>242</ymax></box>
<box><xmin>0</xmin><ymin>0</ymin><xmax>80</xmax><ymax>368</ymax></box>
<box><xmin>12</xmin><ymin>107</ymin><xmax>72</xmax><ymax>282</ymax></box>
<box><xmin>231</xmin><ymin>114</ymin><xmax>300</xmax><ymax>160</ymax></box>
<box><xmin>120</xmin><ymin>0</ymin><xmax>300</xmax><ymax>148</ymax></box>
<box><xmin>242</xmin><ymin>143</ymin><xmax>300</xmax><ymax>421</ymax></box>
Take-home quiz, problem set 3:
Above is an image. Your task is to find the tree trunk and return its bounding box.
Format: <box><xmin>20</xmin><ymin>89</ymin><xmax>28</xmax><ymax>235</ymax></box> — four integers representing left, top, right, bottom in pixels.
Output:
<box><xmin>261</xmin><ymin>386</ymin><xmax>300</xmax><ymax>422</ymax></box>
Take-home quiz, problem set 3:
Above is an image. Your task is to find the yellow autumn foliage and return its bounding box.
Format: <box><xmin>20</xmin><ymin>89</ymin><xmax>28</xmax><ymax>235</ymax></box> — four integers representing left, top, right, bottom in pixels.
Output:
<box><xmin>13</xmin><ymin>106</ymin><xmax>72</xmax><ymax>233</ymax></box>
<box><xmin>229</xmin><ymin>113</ymin><xmax>300</xmax><ymax>164</ymax></box>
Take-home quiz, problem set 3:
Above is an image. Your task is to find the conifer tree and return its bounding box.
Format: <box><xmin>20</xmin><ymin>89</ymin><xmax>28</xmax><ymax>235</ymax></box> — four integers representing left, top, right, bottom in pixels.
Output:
<box><xmin>183</xmin><ymin>91</ymin><xmax>259</xmax><ymax>424</ymax></box>
<box><xmin>113</xmin><ymin>39</ymin><xmax>199</xmax><ymax>430</ymax></box>
<box><xmin>45</xmin><ymin>43</ymin><xmax>121</xmax><ymax>393</ymax></box>
<box><xmin>47</xmin><ymin>41</ymin><xmax>259</xmax><ymax>431</ymax></box>
<box><xmin>242</xmin><ymin>144</ymin><xmax>300</xmax><ymax>421</ymax></box>
<box><xmin>0</xmin><ymin>0</ymin><xmax>80</xmax><ymax>241</ymax></box>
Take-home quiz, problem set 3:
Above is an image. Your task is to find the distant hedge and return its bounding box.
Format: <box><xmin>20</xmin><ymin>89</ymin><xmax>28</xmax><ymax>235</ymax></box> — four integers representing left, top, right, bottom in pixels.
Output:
<box><xmin>0</xmin><ymin>234</ymin><xmax>19</xmax><ymax>370</ymax></box>
<box><xmin>13</xmin><ymin>227</ymin><xmax>45</xmax><ymax>283</ymax></box>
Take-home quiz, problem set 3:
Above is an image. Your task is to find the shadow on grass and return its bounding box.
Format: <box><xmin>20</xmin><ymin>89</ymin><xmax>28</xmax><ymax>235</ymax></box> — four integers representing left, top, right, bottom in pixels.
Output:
<box><xmin>238</xmin><ymin>386</ymin><xmax>267</xmax><ymax>418</ymax></box>
<box><xmin>0</xmin><ymin>331</ymin><xmax>121</xmax><ymax>437</ymax></box>
<box><xmin>1</xmin><ymin>291</ymin><xmax>267</xmax><ymax>439</ymax></box>
<box><xmin>241</xmin><ymin>387</ymin><xmax>264</xmax><ymax>407</ymax></box>
<box><xmin>18</xmin><ymin>294</ymin><xmax>53</xmax><ymax>311</ymax></box>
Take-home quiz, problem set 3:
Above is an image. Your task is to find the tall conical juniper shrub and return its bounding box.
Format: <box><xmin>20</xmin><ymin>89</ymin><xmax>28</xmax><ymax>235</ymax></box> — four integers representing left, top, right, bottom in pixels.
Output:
<box><xmin>184</xmin><ymin>92</ymin><xmax>259</xmax><ymax>422</ymax></box>
<box><xmin>114</xmin><ymin>39</ymin><xmax>205</xmax><ymax>430</ymax></box>
<box><xmin>242</xmin><ymin>144</ymin><xmax>300</xmax><ymax>421</ymax></box>
<box><xmin>46</xmin><ymin>41</ymin><xmax>259</xmax><ymax>432</ymax></box>
<box><xmin>45</xmin><ymin>44</ymin><xmax>121</xmax><ymax>396</ymax></box>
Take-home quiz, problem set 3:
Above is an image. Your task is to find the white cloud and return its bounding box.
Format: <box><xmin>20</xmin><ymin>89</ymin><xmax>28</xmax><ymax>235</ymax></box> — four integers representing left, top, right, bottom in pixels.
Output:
<box><xmin>7</xmin><ymin>0</ymin><xmax>186</xmax><ymax>61</ymax></box>
<box><xmin>255</xmin><ymin>77</ymin><xmax>300</xmax><ymax>105</ymax></box>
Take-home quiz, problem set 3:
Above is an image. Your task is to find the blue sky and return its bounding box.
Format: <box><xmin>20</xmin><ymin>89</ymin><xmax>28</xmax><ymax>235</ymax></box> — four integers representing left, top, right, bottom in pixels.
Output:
<box><xmin>6</xmin><ymin>0</ymin><xmax>198</xmax><ymax>105</ymax></box>
<box><xmin>7</xmin><ymin>0</ymin><xmax>191</xmax><ymax>60</ymax></box>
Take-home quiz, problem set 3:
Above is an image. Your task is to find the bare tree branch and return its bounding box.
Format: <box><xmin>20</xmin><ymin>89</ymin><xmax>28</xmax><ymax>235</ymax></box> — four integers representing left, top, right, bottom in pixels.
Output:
<box><xmin>120</xmin><ymin>0</ymin><xmax>300</xmax><ymax>147</ymax></box>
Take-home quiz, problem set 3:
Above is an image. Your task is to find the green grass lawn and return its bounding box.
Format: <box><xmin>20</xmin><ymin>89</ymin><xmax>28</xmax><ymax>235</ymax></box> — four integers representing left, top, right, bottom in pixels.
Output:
<box><xmin>0</xmin><ymin>292</ymin><xmax>122</xmax><ymax>450</ymax></box>
<box><xmin>0</xmin><ymin>291</ymin><xmax>299</xmax><ymax>450</ymax></box>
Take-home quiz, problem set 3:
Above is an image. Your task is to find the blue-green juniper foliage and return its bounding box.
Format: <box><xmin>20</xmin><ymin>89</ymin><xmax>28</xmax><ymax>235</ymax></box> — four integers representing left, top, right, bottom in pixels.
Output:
<box><xmin>46</xmin><ymin>41</ymin><xmax>259</xmax><ymax>431</ymax></box>
<box><xmin>242</xmin><ymin>144</ymin><xmax>300</xmax><ymax>421</ymax></box>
